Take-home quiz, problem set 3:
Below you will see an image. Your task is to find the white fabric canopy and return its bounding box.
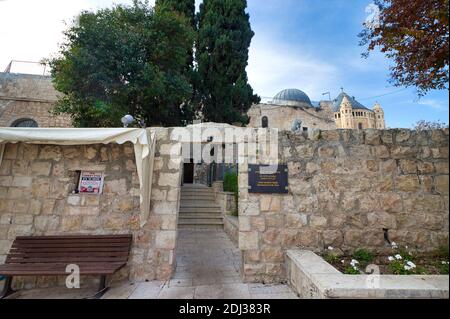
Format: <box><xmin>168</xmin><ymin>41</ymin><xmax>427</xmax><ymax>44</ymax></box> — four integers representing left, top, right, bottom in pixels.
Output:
<box><xmin>0</xmin><ymin>128</ymin><xmax>155</xmax><ymax>227</ymax></box>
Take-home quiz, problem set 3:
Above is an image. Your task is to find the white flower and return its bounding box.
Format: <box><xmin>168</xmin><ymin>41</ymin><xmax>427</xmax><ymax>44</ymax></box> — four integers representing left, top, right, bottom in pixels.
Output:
<box><xmin>406</xmin><ymin>261</ymin><xmax>416</xmax><ymax>269</ymax></box>
<box><xmin>388</xmin><ymin>256</ymin><xmax>395</xmax><ymax>262</ymax></box>
<box><xmin>404</xmin><ymin>265</ymin><xmax>412</xmax><ymax>271</ymax></box>
<box><xmin>441</xmin><ymin>261</ymin><xmax>449</xmax><ymax>265</ymax></box>
<box><xmin>328</xmin><ymin>246</ymin><xmax>334</xmax><ymax>251</ymax></box>
<box><xmin>350</xmin><ymin>259</ymin><xmax>359</xmax><ymax>267</ymax></box>
<box><xmin>405</xmin><ymin>246</ymin><xmax>408</xmax><ymax>249</ymax></box>
<box><xmin>353</xmin><ymin>266</ymin><xmax>359</xmax><ymax>271</ymax></box>
<box><xmin>395</xmin><ymin>254</ymin><xmax>402</xmax><ymax>260</ymax></box>
<box><xmin>341</xmin><ymin>260</ymin><xmax>345</xmax><ymax>264</ymax></box>
<box><xmin>391</xmin><ymin>241</ymin><xmax>398</xmax><ymax>249</ymax></box>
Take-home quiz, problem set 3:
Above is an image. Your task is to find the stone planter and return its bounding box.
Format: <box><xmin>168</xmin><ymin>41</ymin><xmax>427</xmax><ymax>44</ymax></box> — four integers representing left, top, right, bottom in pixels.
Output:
<box><xmin>286</xmin><ymin>250</ymin><xmax>449</xmax><ymax>299</ymax></box>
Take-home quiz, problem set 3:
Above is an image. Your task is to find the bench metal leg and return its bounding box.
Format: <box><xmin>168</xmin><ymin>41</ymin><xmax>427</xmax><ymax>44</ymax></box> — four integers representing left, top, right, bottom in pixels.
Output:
<box><xmin>0</xmin><ymin>276</ymin><xmax>15</xmax><ymax>299</ymax></box>
<box><xmin>90</xmin><ymin>275</ymin><xmax>109</xmax><ymax>299</ymax></box>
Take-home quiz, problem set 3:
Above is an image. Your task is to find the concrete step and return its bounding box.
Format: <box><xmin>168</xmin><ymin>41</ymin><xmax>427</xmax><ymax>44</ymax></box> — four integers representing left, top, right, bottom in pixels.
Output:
<box><xmin>179</xmin><ymin>213</ymin><xmax>223</xmax><ymax>219</ymax></box>
<box><xmin>180</xmin><ymin>194</ymin><xmax>215</xmax><ymax>199</ymax></box>
<box><xmin>179</xmin><ymin>207</ymin><xmax>222</xmax><ymax>213</ymax></box>
<box><xmin>179</xmin><ymin>202</ymin><xmax>220</xmax><ymax>208</ymax></box>
<box><xmin>181</xmin><ymin>191</ymin><xmax>214</xmax><ymax>196</ymax></box>
<box><xmin>178</xmin><ymin>224</ymin><xmax>223</xmax><ymax>231</ymax></box>
<box><xmin>178</xmin><ymin>219</ymin><xmax>223</xmax><ymax>225</ymax></box>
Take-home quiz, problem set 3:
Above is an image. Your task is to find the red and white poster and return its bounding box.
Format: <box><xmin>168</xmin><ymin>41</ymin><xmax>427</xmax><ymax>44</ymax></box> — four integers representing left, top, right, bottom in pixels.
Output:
<box><xmin>78</xmin><ymin>171</ymin><xmax>104</xmax><ymax>194</ymax></box>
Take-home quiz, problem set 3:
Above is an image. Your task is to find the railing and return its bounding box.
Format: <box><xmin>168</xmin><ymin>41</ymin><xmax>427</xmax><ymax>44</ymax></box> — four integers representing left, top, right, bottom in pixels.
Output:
<box><xmin>3</xmin><ymin>60</ymin><xmax>49</xmax><ymax>75</ymax></box>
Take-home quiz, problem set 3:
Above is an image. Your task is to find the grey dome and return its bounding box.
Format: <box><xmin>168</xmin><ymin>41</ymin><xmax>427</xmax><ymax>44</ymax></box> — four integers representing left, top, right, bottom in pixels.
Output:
<box><xmin>272</xmin><ymin>89</ymin><xmax>312</xmax><ymax>107</ymax></box>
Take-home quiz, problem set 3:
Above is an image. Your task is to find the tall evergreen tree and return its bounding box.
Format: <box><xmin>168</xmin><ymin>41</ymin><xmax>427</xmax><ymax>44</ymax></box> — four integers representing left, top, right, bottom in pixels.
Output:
<box><xmin>155</xmin><ymin>0</ymin><xmax>196</xmax><ymax>30</ymax></box>
<box><xmin>155</xmin><ymin>0</ymin><xmax>198</xmax><ymax>123</ymax></box>
<box><xmin>196</xmin><ymin>0</ymin><xmax>260</xmax><ymax>125</ymax></box>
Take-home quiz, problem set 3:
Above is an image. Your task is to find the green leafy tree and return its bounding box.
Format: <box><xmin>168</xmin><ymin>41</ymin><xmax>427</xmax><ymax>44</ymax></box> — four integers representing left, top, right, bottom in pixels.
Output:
<box><xmin>155</xmin><ymin>0</ymin><xmax>196</xmax><ymax>30</ymax></box>
<box><xmin>196</xmin><ymin>0</ymin><xmax>260</xmax><ymax>125</ymax></box>
<box><xmin>155</xmin><ymin>0</ymin><xmax>199</xmax><ymax>121</ymax></box>
<box><xmin>49</xmin><ymin>0</ymin><xmax>195</xmax><ymax>127</ymax></box>
<box><xmin>359</xmin><ymin>0</ymin><xmax>449</xmax><ymax>96</ymax></box>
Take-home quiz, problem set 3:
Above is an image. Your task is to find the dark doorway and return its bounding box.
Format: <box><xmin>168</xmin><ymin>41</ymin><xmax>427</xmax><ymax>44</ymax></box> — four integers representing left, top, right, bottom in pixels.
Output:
<box><xmin>183</xmin><ymin>159</ymin><xmax>194</xmax><ymax>184</ymax></box>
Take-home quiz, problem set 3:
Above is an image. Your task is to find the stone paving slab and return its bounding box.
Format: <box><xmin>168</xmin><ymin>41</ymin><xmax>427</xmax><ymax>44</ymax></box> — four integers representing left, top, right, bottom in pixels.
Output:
<box><xmin>6</xmin><ymin>230</ymin><xmax>299</xmax><ymax>299</ymax></box>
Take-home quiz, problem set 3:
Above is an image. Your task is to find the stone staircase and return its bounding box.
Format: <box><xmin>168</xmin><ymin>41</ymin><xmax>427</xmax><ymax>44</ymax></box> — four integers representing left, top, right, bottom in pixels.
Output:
<box><xmin>178</xmin><ymin>184</ymin><xmax>223</xmax><ymax>230</ymax></box>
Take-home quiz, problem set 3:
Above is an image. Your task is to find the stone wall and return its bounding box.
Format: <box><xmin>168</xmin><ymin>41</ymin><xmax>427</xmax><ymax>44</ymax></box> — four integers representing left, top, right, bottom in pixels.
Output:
<box><xmin>0</xmin><ymin>127</ymin><xmax>183</xmax><ymax>288</ymax></box>
<box><xmin>224</xmin><ymin>215</ymin><xmax>239</xmax><ymax>246</ymax></box>
<box><xmin>0</xmin><ymin>73</ymin><xmax>71</xmax><ymax>127</ymax></box>
<box><xmin>248</xmin><ymin>103</ymin><xmax>336</xmax><ymax>131</ymax></box>
<box><xmin>238</xmin><ymin>128</ymin><xmax>449</xmax><ymax>283</ymax></box>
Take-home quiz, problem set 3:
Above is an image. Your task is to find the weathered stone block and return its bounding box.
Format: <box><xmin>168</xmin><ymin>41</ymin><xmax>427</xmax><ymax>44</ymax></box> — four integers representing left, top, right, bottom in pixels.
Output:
<box><xmin>14</xmin><ymin>214</ymin><xmax>34</xmax><ymax>225</ymax></box>
<box><xmin>31</xmin><ymin>161</ymin><xmax>52</xmax><ymax>176</ymax></box>
<box><xmin>261</xmin><ymin>248</ymin><xmax>284</xmax><ymax>262</ymax></box>
<box><xmin>104</xmin><ymin>179</ymin><xmax>127</xmax><ymax>195</ymax></box>
<box><xmin>367</xmin><ymin>211</ymin><xmax>396</xmax><ymax>229</ymax></box>
<box><xmin>8</xmin><ymin>224</ymin><xmax>33</xmax><ymax>239</ymax></box>
<box><xmin>435</xmin><ymin>161</ymin><xmax>449</xmax><ymax>174</ymax></box>
<box><xmin>34</xmin><ymin>215</ymin><xmax>60</xmax><ymax>232</ymax></box>
<box><xmin>375</xmin><ymin>145</ymin><xmax>390</xmax><ymax>158</ymax></box>
<box><xmin>286</xmin><ymin>213</ymin><xmax>307</xmax><ymax>228</ymax></box>
<box><xmin>158</xmin><ymin>173</ymin><xmax>180</xmax><ymax>188</ymax></box>
<box><xmin>39</xmin><ymin>145</ymin><xmax>62</xmax><ymax>161</ymax></box>
<box><xmin>318</xmin><ymin>146</ymin><xmax>335</xmax><ymax>157</ymax></box>
<box><xmin>310</xmin><ymin>215</ymin><xmax>327</xmax><ymax>227</ymax></box>
<box><xmin>418</xmin><ymin>161</ymin><xmax>435</xmax><ymax>174</ymax></box>
<box><xmin>67</xmin><ymin>195</ymin><xmax>81</xmax><ymax>206</ymax></box>
<box><xmin>399</xmin><ymin>159</ymin><xmax>417</xmax><ymax>174</ymax></box>
<box><xmin>435</xmin><ymin>175</ymin><xmax>449</xmax><ymax>195</ymax></box>
<box><xmin>396</xmin><ymin>175</ymin><xmax>420</xmax><ymax>192</ymax></box>
<box><xmin>239</xmin><ymin>231</ymin><xmax>259</xmax><ymax>250</ymax></box>
<box><xmin>155</xmin><ymin>231</ymin><xmax>176</xmax><ymax>249</ymax></box>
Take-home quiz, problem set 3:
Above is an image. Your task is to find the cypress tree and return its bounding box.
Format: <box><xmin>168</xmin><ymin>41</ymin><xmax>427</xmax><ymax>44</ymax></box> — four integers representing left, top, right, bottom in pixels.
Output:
<box><xmin>155</xmin><ymin>0</ymin><xmax>196</xmax><ymax>30</ymax></box>
<box><xmin>155</xmin><ymin>0</ymin><xmax>198</xmax><ymax>124</ymax></box>
<box><xmin>196</xmin><ymin>0</ymin><xmax>260</xmax><ymax>125</ymax></box>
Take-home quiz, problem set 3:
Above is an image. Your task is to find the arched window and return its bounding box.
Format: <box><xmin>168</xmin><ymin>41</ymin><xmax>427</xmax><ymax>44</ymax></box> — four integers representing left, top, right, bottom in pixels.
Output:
<box><xmin>261</xmin><ymin>116</ymin><xmax>268</xmax><ymax>128</ymax></box>
<box><xmin>358</xmin><ymin>123</ymin><xmax>363</xmax><ymax>130</ymax></box>
<box><xmin>11</xmin><ymin>118</ymin><xmax>38</xmax><ymax>127</ymax></box>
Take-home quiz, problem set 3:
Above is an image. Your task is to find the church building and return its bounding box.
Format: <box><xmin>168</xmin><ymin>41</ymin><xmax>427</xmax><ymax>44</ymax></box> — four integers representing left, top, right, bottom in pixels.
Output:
<box><xmin>247</xmin><ymin>88</ymin><xmax>386</xmax><ymax>131</ymax></box>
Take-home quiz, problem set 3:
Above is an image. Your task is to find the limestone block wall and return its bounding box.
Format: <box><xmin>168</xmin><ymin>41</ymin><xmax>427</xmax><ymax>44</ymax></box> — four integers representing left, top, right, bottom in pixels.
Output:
<box><xmin>0</xmin><ymin>73</ymin><xmax>71</xmax><ymax>127</ymax></box>
<box><xmin>238</xmin><ymin>128</ymin><xmax>449</xmax><ymax>283</ymax></box>
<box><xmin>0</xmin><ymin>128</ymin><xmax>183</xmax><ymax>288</ymax></box>
<box><xmin>248</xmin><ymin>104</ymin><xmax>336</xmax><ymax>131</ymax></box>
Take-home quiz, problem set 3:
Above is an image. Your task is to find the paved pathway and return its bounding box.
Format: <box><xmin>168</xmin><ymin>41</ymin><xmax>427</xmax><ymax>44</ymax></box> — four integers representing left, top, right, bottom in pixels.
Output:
<box><xmin>5</xmin><ymin>230</ymin><xmax>299</xmax><ymax>299</ymax></box>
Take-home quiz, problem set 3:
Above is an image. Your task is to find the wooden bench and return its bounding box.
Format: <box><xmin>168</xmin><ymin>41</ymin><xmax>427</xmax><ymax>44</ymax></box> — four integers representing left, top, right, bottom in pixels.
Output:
<box><xmin>0</xmin><ymin>234</ymin><xmax>132</xmax><ymax>299</ymax></box>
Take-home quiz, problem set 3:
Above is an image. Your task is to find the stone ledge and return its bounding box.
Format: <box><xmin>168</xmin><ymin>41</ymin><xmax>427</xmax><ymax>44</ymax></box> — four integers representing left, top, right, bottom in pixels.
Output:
<box><xmin>286</xmin><ymin>250</ymin><xmax>449</xmax><ymax>299</ymax></box>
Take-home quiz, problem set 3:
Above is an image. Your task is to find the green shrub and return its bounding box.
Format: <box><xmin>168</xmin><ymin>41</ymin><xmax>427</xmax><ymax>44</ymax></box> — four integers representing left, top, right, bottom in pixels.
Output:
<box><xmin>223</xmin><ymin>172</ymin><xmax>238</xmax><ymax>193</ymax></box>
<box><xmin>323</xmin><ymin>252</ymin><xmax>339</xmax><ymax>264</ymax></box>
<box><xmin>344</xmin><ymin>266</ymin><xmax>360</xmax><ymax>275</ymax></box>
<box><xmin>437</xmin><ymin>261</ymin><xmax>449</xmax><ymax>274</ymax></box>
<box><xmin>353</xmin><ymin>249</ymin><xmax>374</xmax><ymax>265</ymax></box>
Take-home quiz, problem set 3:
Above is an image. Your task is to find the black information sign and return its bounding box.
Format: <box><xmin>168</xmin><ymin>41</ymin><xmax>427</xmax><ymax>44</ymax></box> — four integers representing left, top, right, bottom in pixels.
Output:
<box><xmin>248</xmin><ymin>164</ymin><xmax>288</xmax><ymax>194</ymax></box>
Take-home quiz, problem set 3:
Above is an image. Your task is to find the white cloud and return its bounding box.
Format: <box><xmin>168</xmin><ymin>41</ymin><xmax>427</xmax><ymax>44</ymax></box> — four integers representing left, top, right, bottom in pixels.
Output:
<box><xmin>247</xmin><ymin>34</ymin><xmax>340</xmax><ymax>101</ymax></box>
<box><xmin>417</xmin><ymin>99</ymin><xmax>449</xmax><ymax>110</ymax></box>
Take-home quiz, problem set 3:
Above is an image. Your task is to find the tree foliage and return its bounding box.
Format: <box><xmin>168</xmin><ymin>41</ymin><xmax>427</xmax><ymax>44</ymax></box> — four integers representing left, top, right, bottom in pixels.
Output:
<box><xmin>196</xmin><ymin>0</ymin><xmax>260</xmax><ymax>125</ymax></box>
<box><xmin>155</xmin><ymin>0</ymin><xmax>196</xmax><ymax>30</ymax></box>
<box><xmin>359</xmin><ymin>0</ymin><xmax>449</xmax><ymax>96</ymax></box>
<box><xmin>49</xmin><ymin>0</ymin><xmax>195</xmax><ymax>127</ymax></box>
<box><xmin>413</xmin><ymin>119</ymin><xmax>449</xmax><ymax>131</ymax></box>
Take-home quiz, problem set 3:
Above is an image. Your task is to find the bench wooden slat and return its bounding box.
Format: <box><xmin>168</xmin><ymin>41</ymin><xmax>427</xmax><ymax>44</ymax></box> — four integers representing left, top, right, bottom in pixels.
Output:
<box><xmin>15</xmin><ymin>235</ymin><xmax>132</xmax><ymax>240</ymax></box>
<box><xmin>12</xmin><ymin>243</ymin><xmax>129</xmax><ymax>249</ymax></box>
<box><xmin>7</xmin><ymin>251</ymin><xmax>130</xmax><ymax>258</ymax></box>
<box><xmin>7</xmin><ymin>256</ymin><xmax>128</xmax><ymax>263</ymax></box>
<box><xmin>8</xmin><ymin>247</ymin><xmax>130</xmax><ymax>253</ymax></box>
<box><xmin>0</xmin><ymin>235</ymin><xmax>132</xmax><ymax>277</ymax></box>
<box><xmin>14</xmin><ymin>238</ymin><xmax>132</xmax><ymax>244</ymax></box>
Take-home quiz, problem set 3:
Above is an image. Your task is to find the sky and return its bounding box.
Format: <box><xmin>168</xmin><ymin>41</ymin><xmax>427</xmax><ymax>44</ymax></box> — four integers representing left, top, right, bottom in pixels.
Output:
<box><xmin>0</xmin><ymin>0</ymin><xmax>448</xmax><ymax>128</ymax></box>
